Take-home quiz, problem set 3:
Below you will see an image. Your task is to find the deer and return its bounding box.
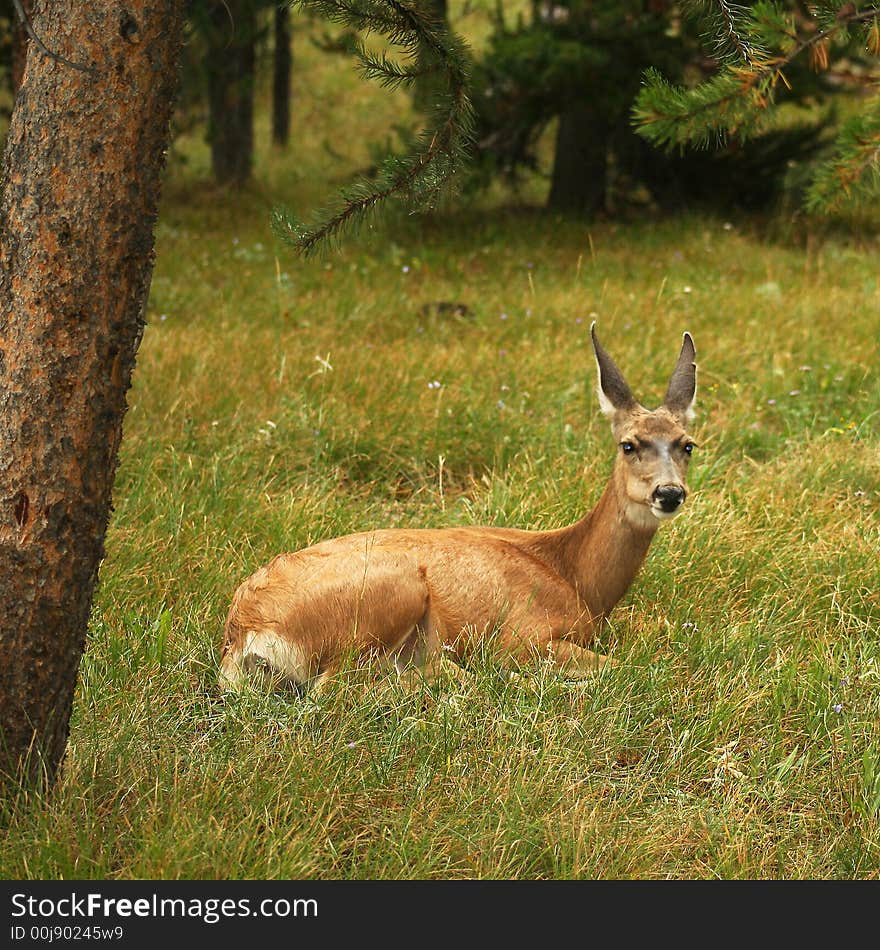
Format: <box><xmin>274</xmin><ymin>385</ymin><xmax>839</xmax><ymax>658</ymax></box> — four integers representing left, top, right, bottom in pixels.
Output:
<box><xmin>219</xmin><ymin>323</ymin><xmax>698</xmax><ymax>693</ymax></box>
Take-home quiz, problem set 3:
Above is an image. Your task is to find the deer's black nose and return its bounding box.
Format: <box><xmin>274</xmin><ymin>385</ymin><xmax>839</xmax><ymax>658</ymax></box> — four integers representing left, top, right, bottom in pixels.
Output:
<box><xmin>653</xmin><ymin>485</ymin><xmax>686</xmax><ymax>512</ymax></box>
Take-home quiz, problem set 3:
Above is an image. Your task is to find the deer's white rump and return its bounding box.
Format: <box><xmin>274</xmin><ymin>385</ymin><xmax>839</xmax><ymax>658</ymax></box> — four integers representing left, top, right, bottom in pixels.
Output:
<box><xmin>220</xmin><ymin>324</ymin><xmax>698</xmax><ymax>691</ymax></box>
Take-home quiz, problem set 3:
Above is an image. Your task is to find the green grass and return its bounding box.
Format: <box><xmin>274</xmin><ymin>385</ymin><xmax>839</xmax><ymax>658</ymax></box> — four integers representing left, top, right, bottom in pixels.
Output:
<box><xmin>2</xmin><ymin>13</ymin><xmax>879</xmax><ymax>880</ymax></box>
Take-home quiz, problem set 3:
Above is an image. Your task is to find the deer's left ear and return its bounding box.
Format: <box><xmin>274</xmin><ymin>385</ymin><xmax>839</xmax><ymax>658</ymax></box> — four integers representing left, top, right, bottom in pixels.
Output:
<box><xmin>664</xmin><ymin>332</ymin><xmax>697</xmax><ymax>423</ymax></box>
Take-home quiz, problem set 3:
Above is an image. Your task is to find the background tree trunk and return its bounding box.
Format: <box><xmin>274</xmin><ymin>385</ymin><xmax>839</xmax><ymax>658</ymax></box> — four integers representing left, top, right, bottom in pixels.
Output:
<box><xmin>206</xmin><ymin>0</ymin><xmax>256</xmax><ymax>184</ymax></box>
<box><xmin>547</xmin><ymin>105</ymin><xmax>608</xmax><ymax>217</ymax></box>
<box><xmin>272</xmin><ymin>4</ymin><xmax>291</xmax><ymax>148</ymax></box>
<box><xmin>9</xmin><ymin>0</ymin><xmax>30</xmax><ymax>96</ymax></box>
<box><xmin>0</xmin><ymin>0</ymin><xmax>184</xmax><ymax>791</ymax></box>
<box><xmin>413</xmin><ymin>0</ymin><xmax>448</xmax><ymax>114</ymax></box>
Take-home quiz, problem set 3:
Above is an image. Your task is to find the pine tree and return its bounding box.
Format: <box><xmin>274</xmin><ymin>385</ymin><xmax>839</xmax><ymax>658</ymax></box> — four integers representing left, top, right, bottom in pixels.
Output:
<box><xmin>459</xmin><ymin>1</ymin><xmax>833</xmax><ymax>215</ymax></box>
<box><xmin>468</xmin><ymin>0</ymin><xmax>697</xmax><ymax>214</ymax></box>
<box><xmin>634</xmin><ymin>1</ymin><xmax>880</xmax><ymax>213</ymax></box>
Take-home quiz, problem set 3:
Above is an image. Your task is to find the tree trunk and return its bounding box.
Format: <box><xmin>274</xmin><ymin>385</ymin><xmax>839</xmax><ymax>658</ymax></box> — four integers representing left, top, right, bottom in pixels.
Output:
<box><xmin>9</xmin><ymin>0</ymin><xmax>31</xmax><ymax>96</ymax></box>
<box><xmin>0</xmin><ymin>0</ymin><xmax>184</xmax><ymax>791</ymax></box>
<box><xmin>547</xmin><ymin>104</ymin><xmax>608</xmax><ymax>217</ymax></box>
<box><xmin>206</xmin><ymin>0</ymin><xmax>256</xmax><ymax>184</ymax></box>
<box><xmin>272</xmin><ymin>4</ymin><xmax>291</xmax><ymax>148</ymax></box>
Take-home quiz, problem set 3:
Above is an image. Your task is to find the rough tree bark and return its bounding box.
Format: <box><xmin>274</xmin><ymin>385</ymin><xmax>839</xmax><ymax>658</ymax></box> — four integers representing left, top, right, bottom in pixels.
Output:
<box><xmin>0</xmin><ymin>0</ymin><xmax>185</xmax><ymax>790</ymax></box>
<box><xmin>206</xmin><ymin>0</ymin><xmax>256</xmax><ymax>184</ymax></box>
<box><xmin>547</xmin><ymin>104</ymin><xmax>608</xmax><ymax>217</ymax></box>
<box><xmin>272</xmin><ymin>4</ymin><xmax>291</xmax><ymax>148</ymax></box>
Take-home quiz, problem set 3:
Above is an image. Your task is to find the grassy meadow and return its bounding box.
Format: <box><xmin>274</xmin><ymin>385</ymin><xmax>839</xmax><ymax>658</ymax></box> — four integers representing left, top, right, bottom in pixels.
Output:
<box><xmin>2</xmin><ymin>12</ymin><xmax>880</xmax><ymax>879</ymax></box>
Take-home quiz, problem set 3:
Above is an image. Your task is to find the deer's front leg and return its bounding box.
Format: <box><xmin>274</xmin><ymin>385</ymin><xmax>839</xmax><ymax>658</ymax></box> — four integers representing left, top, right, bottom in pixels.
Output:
<box><xmin>500</xmin><ymin>600</ymin><xmax>615</xmax><ymax>677</ymax></box>
<box><xmin>395</xmin><ymin>651</ymin><xmax>473</xmax><ymax>691</ymax></box>
<box><xmin>492</xmin><ymin>620</ymin><xmax>618</xmax><ymax>675</ymax></box>
<box><xmin>503</xmin><ymin>638</ymin><xmax>616</xmax><ymax>678</ymax></box>
<box><xmin>541</xmin><ymin>639</ymin><xmax>617</xmax><ymax>676</ymax></box>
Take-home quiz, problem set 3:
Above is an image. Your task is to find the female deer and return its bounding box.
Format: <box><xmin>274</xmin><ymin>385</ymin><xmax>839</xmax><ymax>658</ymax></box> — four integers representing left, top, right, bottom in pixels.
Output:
<box><xmin>220</xmin><ymin>324</ymin><xmax>698</xmax><ymax>690</ymax></box>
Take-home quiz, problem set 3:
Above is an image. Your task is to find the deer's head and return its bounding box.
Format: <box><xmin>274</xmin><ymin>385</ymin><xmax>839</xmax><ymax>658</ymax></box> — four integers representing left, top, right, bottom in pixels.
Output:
<box><xmin>591</xmin><ymin>323</ymin><xmax>698</xmax><ymax>532</ymax></box>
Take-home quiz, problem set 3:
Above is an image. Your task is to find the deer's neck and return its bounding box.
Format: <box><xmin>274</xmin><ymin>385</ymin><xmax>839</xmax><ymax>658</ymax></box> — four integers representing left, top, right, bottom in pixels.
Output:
<box><xmin>537</xmin><ymin>476</ymin><xmax>657</xmax><ymax>623</ymax></box>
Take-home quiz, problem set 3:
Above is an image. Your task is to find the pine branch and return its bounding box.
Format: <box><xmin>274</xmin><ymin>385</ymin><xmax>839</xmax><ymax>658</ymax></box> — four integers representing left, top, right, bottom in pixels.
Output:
<box><xmin>748</xmin><ymin>1</ymin><xmax>799</xmax><ymax>52</ymax></box>
<box><xmin>298</xmin><ymin>0</ymin><xmax>411</xmax><ymax>36</ymax></box>
<box><xmin>806</xmin><ymin>101</ymin><xmax>880</xmax><ymax>212</ymax></box>
<box><xmin>632</xmin><ymin>67</ymin><xmax>772</xmax><ymax>151</ymax></box>
<box><xmin>357</xmin><ymin>47</ymin><xmax>431</xmax><ymax>89</ymax></box>
<box><xmin>686</xmin><ymin>0</ymin><xmax>761</xmax><ymax>65</ymax></box>
<box><xmin>634</xmin><ymin>2</ymin><xmax>880</xmax><ymax>212</ymax></box>
<box><xmin>809</xmin><ymin>0</ymin><xmax>869</xmax><ymax>36</ymax></box>
<box><xmin>274</xmin><ymin>0</ymin><xmax>474</xmax><ymax>257</ymax></box>
<box><xmin>636</xmin><ymin>4</ymin><xmax>880</xmax><ymax>149</ymax></box>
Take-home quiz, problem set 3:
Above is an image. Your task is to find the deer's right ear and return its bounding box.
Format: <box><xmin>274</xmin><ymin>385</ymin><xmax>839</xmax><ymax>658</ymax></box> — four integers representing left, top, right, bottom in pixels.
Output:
<box><xmin>664</xmin><ymin>331</ymin><xmax>697</xmax><ymax>423</ymax></box>
<box><xmin>591</xmin><ymin>322</ymin><xmax>637</xmax><ymax>417</ymax></box>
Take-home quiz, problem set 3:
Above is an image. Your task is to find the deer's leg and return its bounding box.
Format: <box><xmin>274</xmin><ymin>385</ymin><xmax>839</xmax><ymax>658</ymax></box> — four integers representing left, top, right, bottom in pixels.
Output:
<box><xmin>392</xmin><ymin>607</ymin><xmax>474</xmax><ymax>689</ymax></box>
<box><xmin>311</xmin><ymin>602</ymin><xmax>444</xmax><ymax>695</ymax></box>
<box><xmin>310</xmin><ymin>661</ymin><xmax>343</xmax><ymax>697</ymax></box>
<box><xmin>494</xmin><ymin>593</ymin><xmax>615</xmax><ymax>677</ymax></box>
<box><xmin>539</xmin><ymin>639</ymin><xmax>617</xmax><ymax>676</ymax></box>
<box><xmin>499</xmin><ymin>636</ymin><xmax>616</xmax><ymax>678</ymax></box>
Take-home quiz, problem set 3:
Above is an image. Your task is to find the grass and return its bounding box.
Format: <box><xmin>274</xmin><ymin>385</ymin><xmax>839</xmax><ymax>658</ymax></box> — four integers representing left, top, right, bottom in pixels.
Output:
<box><xmin>1</xmin><ymin>11</ymin><xmax>879</xmax><ymax>880</ymax></box>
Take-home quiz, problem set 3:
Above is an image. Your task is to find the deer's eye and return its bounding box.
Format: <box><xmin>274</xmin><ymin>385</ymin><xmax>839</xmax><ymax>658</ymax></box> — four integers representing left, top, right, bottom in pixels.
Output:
<box><xmin>684</xmin><ymin>442</ymin><xmax>695</xmax><ymax>456</ymax></box>
<box><xmin>621</xmin><ymin>442</ymin><xmax>635</xmax><ymax>455</ymax></box>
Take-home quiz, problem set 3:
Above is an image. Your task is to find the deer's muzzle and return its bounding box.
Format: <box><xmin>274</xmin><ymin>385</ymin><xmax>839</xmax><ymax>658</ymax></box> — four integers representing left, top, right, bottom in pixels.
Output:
<box><xmin>652</xmin><ymin>485</ymin><xmax>686</xmax><ymax>514</ymax></box>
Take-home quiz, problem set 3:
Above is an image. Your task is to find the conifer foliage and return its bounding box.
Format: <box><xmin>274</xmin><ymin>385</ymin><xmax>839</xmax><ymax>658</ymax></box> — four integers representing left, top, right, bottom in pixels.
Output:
<box><xmin>462</xmin><ymin>1</ymin><xmax>833</xmax><ymax>215</ymax></box>
<box><xmin>634</xmin><ymin>1</ymin><xmax>880</xmax><ymax>213</ymax></box>
<box><xmin>467</xmin><ymin>0</ymin><xmax>698</xmax><ymax>213</ymax></box>
<box><xmin>271</xmin><ymin>0</ymin><xmax>474</xmax><ymax>256</ymax></box>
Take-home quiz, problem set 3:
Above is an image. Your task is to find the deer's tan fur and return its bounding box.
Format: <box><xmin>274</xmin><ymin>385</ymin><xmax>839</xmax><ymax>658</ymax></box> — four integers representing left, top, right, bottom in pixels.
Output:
<box><xmin>220</xmin><ymin>325</ymin><xmax>698</xmax><ymax>691</ymax></box>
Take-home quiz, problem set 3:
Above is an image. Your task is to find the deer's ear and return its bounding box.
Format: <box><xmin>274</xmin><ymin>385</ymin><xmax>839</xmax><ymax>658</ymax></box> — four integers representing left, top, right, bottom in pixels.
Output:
<box><xmin>664</xmin><ymin>332</ymin><xmax>697</xmax><ymax>422</ymax></box>
<box><xmin>591</xmin><ymin>322</ymin><xmax>637</xmax><ymax>417</ymax></box>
